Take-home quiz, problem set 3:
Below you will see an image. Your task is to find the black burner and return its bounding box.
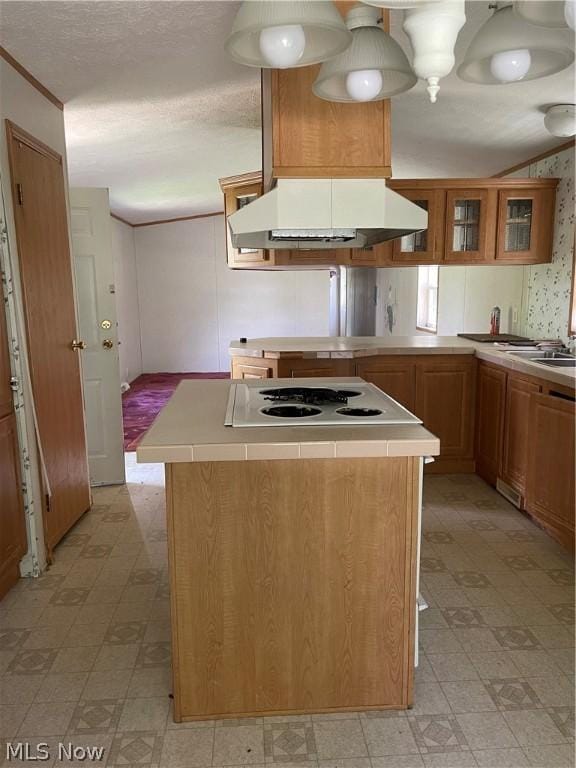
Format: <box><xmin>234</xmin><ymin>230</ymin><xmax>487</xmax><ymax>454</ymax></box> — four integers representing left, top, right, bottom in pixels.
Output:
<box><xmin>337</xmin><ymin>407</ymin><xmax>383</xmax><ymax>417</ymax></box>
<box><xmin>262</xmin><ymin>405</ymin><xmax>322</xmax><ymax>418</ymax></box>
<box><xmin>259</xmin><ymin>387</ymin><xmax>357</xmax><ymax>405</ymax></box>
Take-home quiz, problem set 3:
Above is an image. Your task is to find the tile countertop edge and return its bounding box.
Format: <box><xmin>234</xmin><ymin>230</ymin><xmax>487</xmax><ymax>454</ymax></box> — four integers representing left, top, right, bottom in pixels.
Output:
<box><xmin>137</xmin><ymin>437</ymin><xmax>440</xmax><ymax>464</ymax></box>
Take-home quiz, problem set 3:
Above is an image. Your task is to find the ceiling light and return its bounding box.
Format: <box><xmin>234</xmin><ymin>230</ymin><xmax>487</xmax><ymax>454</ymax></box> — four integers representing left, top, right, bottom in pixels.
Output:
<box><xmin>490</xmin><ymin>48</ymin><xmax>531</xmax><ymax>82</ymax></box>
<box><xmin>566</xmin><ymin>0</ymin><xmax>576</xmax><ymax>29</ymax></box>
<box><xmin>312</xmin><ymin>5</ymin><xmax>416</xmax><ymax>102</ymax></box>
<box><xmin>225</xmin><ymin>1</ymin><xmax>352</xmax><ymax>69</ymax></box>
<box><xmin>402</xmin><ymin>0</ymin><xmax>466</xmax><ymax>103</ymax></box>
<box><xmin>513</xmin><ymin>0</ymin><xmax>569</xmax><ymax>28</ymax></box>
<box><xmin>544</xmin><ymin>104</ymin><xmax>576</xmax><ymax>137</ymax></box>
<box><xmin>458</xmin><ymin>4</ymin><xmax>575</xmax><ymax>85</ymax></box>
<box><xmin>362</xmin><ymin>0</ymin><xmax>442</xmax><ymax>7</ymax></box>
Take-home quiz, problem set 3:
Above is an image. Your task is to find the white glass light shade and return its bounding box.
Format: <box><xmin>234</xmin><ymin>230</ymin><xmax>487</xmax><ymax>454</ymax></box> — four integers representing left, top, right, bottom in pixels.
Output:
<box><xmin>458</xmin><ymin>4</ymin><xmax>574</xmax><ymax>84</ymax></box>
<box><xmin>313</xmin><ymin>5</ymin><xmax>416</xmax><ymax>102</ymax></box>
<box><xmin>226</xmin><ymin>1</ymin><xmax>352</xmax><ymax>68</ymax></box>
<box><xmin>514</xmin><ymin>1</ymin><xmax>568</xmax><ymax>29</ymax></box>
<box><xmin>259</xmin><ymin>25</ymin><xmax>306</xmax><ymax>68</ymax></box>
<box><xmin>544</xmin><ymin>104</ymin><xmax>576</xmax><ymax>137</ymax></box>
<box><xmin>402</xmin><ymin>0</ymin><xmax>466</xmax><ymax>103</ymax></box>
<box><xmin>490</xmin><ymin>48</ymin><xmax>532</xmax><ymax>82</ymax></box>
<box><xmin>362</xmin><ymin>0</ymin><xmax>442</xmax><ymax>7</ymax></box>
<box><xmin>346</xmin><ymin>69</ymin><xmax>384</xmax><ymax>101</ymax></box>
<box><xmin>566</xmin><ymin>0</ymin><xmax>576</xmax><ymax>30</ymax></box>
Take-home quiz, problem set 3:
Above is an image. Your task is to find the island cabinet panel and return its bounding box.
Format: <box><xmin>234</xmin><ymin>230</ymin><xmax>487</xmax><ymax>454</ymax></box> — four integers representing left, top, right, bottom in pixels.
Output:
<box><xmin>475</xmin><ymin>362</ymin><xmax>507</xmax><ymax>487</ymax></box>
<box><xmin>276</xmin><ymin>357</ymin><xmax>352</xmax><ymax>379</ymax></box>
<box><xmin>354</xmin><ymin>357</ymin><xmax>416</xmax><ymax>412</ymax></box>
<box><xmin>501</xmin><ymin>374</ymin><xmax>542</xmax><ymax>497</ymax></box>
<box><xmin>415</xmin><ymin>358</ymin><xmax>476</xmax><ymax>471</ymax></box>
<box><xmin>525</xmin><ymin>392</ymin><xmax>575</xmax><ymax>552</ymax></box>
<box><xmin>231</xmin><ymin>356</ymin><xmax>277</xmax><ymax>380</ymax></box>
<box><xmin>166</xmin><ymin>456</ymin><xmax>419</xmax><ymax>720</ymax></box>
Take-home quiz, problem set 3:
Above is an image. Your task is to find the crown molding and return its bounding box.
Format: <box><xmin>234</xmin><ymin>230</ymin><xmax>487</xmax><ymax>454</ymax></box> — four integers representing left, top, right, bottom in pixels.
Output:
<box><xmin>493</xmin><ymin>138</ymin><xmax>575</xmax><ymax>177</ymax></box>
<box><xmin>0</xmin><ymin>46</ymin><xmax>63</xmax><ymax>111</ymax></box>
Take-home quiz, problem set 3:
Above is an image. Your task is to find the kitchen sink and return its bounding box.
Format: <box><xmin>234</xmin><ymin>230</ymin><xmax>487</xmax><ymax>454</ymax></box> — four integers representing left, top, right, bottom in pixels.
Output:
<box><xmin>535</xmin><ymin>358</ymin><xmax>576</xmax><ymax>368</ymax></box>
<box><xmin>506</xmin><ymin>350</ymin><xmax>573</xmax><ymax>360</ymax></box>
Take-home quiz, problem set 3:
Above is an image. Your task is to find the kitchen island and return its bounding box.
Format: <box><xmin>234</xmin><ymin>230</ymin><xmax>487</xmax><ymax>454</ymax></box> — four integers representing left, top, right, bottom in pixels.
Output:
<box><xmin>137</xmin><ymin>377</ymin><xmax>439</xmax><ymax>721</ymax></box>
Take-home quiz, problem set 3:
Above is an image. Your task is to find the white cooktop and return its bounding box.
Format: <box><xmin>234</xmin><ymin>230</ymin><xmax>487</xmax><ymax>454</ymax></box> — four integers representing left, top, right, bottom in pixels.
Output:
<box><xmin>225</xmin><ymin>378</ymin><xmax>422</xmax><ymax>428</ymax></box>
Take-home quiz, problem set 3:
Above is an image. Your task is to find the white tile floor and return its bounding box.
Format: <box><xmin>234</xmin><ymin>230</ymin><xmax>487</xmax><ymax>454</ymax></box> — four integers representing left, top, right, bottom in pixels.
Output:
<box><xmin>0</xmin><ymin>454</ymin><xmax>573</xmax><ymax>768</ymax></box>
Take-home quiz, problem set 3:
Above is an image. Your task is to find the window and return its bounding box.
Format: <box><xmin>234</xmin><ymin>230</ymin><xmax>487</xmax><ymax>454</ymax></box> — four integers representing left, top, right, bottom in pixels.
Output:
<box><xmin>417</xmin><ymin>265</ymin><xmax>439</xmax><ymax>333</ymax></box>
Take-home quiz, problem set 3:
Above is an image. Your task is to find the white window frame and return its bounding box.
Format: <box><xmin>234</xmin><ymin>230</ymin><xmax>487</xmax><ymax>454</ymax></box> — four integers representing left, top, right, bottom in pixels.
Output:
<box><xmin>416</xmin><ymin>265</ymin><xmax>439</xmax><ymax>334</ymax></box>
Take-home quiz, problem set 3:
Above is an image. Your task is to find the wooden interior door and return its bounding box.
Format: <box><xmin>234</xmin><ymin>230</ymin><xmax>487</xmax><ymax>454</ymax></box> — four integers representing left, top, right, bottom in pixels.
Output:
<box><xmin>0</xmin><ymin>286</ymin><xmax>27</xmax><ymax>599</ymax></box>
<box><xmin>6</xmin><ymin>120</ymin><xmax>90</xmax><ymax>553</ymax></box>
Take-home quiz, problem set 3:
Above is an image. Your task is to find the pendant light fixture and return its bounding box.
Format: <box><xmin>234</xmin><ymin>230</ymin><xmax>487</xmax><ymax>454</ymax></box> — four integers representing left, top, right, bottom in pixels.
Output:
<box><xmin>544</xmin><ymin>104</ymin><xmax>576</xmax><ymax>137</ymax></box>
<box><xmin>513</xmin><ymin>0</ymin><xmax>570</xmax><ymax>29</ymax></box>
<box><xmin>225</xmin><ymin>1</ymin><xmax>352</xmax><ymax>69</ymax></box>
<box><xmin>312</xmin><ymin>5</ymin><xmax>416</xmax><ymax>102</ymax></box>
<box><xmin>458</xmin><ymin>3</ymin><xmax>574</xmax><ymax>85</ymax></box>
<box><xmin>402</xmin><ymin>0</ymin><xmax>466</xmax><ymax>102</ymax></box>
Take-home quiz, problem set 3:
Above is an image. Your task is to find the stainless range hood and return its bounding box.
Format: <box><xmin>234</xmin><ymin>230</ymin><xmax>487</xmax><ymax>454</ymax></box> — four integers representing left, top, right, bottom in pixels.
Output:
<box><xmin>227</xmin><ymin>178</ymin><xmax>428</xmax><ymax>250</ymax></box>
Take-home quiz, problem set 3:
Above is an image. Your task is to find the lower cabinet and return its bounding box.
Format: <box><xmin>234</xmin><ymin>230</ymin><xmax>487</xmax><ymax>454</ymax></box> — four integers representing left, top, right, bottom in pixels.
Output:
<box><xmin>475</xmin><ymin>362</ymin><xmax>507</xmax><ymax>486</ymax></box>
<box><xmin>277</xmin><ymin>358</ymin><xmax>351</xmax><ymax>378</ymax></box>
<box><xmin>231</xmin><ymin>357</ymin><xmax>276</xmax><ymax>379</ymax></box>
<box><xmin>357</xmin><ymin>355</ymin><xmax>476</xmax><ymax>471</ymax></box>
<box><xmin>0</xmin><ymin>413</ymin><xmax>27</xmax><ymax>599</ymax></box>
<box><xmin>355</xmin><ymin>358</ymin><xmax>415</xmax><ymax>411</ymax></box>
<box><xmin>501</xmin><ymin>375</ymin><xmax>541</xmax><ymax>495</ymax></box>
<box><xmin>526</xmin><ymin>392</ymin><xmax>575</xmax><ymax>552</ymax></box>
<box><xmin>414</xmin><ymin>358</ymin><xmax>476</xmax><ymax>470</ymax></box>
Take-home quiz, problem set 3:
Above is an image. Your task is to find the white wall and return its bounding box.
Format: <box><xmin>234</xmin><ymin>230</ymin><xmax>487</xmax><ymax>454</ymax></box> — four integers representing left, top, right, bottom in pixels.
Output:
<box><xmin>134</xmin><ymin>215</ymin><xmax>330</xmax><ymax>372</ymax></box>
<box><xmin>0</xmin><ymin>59</ymin><xmax>71</xmax><ymax>573</ymax></box>
<box><xmin>111</xmin><ymin>218</ymin><xmax>142</xmax><ymax>383</ymax></box>
<box><xmin>437</xmin><ymin>265</ymin><xmax>525</xmax><ymax>335</ymax></box>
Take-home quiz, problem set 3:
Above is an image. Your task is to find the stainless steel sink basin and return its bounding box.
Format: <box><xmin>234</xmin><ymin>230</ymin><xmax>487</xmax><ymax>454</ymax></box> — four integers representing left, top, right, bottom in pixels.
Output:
<box><xmin>506</xmin><ymin>350</ymin><xmax>573</xmax><ymax>360</ymax></box>
<box><xmin>534</xmin><ymin>358</ymin><xmax>576</xmax><ymax>368</ymax></box>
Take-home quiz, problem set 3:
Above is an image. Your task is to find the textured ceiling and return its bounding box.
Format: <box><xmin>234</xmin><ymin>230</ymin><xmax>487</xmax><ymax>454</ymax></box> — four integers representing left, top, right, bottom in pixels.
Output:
<box><xmin>0</xmin><ymin>1</ymin><xmax>573</xmax><ymax>223</ymax></box>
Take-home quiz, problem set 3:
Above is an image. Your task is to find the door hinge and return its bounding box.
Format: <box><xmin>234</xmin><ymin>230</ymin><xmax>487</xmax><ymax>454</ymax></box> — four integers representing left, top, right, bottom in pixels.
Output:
<box><xmin>9</xmin><ymin>376</ymin><xmax>19</xmax><ymax>391</ymax></box>
<box><xmin>16</xmin><ymin>183</ymin><xmax>23</xmax><ymax>206</ymax></box>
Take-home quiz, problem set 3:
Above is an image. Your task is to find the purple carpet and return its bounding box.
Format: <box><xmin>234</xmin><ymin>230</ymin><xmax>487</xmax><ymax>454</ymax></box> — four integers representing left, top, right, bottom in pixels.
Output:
<box><xmin>122</xmin><ymin>372</ymin><xmax>229</xmax><ymax>451</ymax></box>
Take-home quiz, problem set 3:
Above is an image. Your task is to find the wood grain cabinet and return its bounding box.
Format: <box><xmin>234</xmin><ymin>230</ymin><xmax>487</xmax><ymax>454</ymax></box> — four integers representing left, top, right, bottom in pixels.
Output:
<box><xmin>495</xmin><ymin>187</ymin><xmax>555</xmax><ymax>263</ymax></box>
<box><xmin>219</xmin><ymin>172</ymin><xmax>269</xmax><ymax>269</ymax></box>
<box><xmin>475</xmin><ymin>362</ymin><xmax>507</xmax><ymax>487</ymax></box>
<box><xmin>390</xmin><ymin>189</ymin><xmax>446</xmax><ymax>265</ymax></box>
<box><xmin>415</xmin><ymin>357</ymin><xmax>476</xmax><ymax>470</ymax></box>
<box><xmin>526</xmin><ymin>392</ymin><xmax>575</xmax><ymax>552</ymax></box>
<box><xmin>389</xmin><ymin>179</ymin><xmax>557</xmax><ymax>267</ymax></box>
<box><xmin>355</xmin><ymin>357</ymin><xmax>416</xmax><ymax>412</ymax></box>
<box><xmin>501</xmin><ymin>374</ymin><xmax>542</xmax><ymax>496</ymax></box>
<box><xmin>231</xmin><ymin>357</ymin><xmax>276</xmax><ymax>379</ymax></box>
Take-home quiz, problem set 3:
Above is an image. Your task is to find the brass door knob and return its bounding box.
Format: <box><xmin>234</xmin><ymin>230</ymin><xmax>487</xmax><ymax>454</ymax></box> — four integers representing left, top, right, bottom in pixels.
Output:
<box><xmin>71</xmin><ymin>340</ymin><xmax>86</xmax><ymax>350</ymax></box>
<box><xmin>102</xmin><ymin>339</ymin><xmax>114</xmax><ymax>350</ymax></box>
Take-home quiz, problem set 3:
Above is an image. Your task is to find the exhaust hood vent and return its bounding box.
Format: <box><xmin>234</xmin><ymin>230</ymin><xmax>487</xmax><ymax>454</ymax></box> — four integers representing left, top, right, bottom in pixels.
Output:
<box><xmin>228</xmin><ymin>178</ymin><xmax>428</xmax><ymax>250</ymax></box>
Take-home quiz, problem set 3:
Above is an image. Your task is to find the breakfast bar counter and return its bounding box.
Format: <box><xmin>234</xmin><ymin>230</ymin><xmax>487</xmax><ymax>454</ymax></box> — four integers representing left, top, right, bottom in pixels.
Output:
<box><xmin>137</xmin><ymin>378</ymin><xmax>439</xmax><ymax>722</ymax></box>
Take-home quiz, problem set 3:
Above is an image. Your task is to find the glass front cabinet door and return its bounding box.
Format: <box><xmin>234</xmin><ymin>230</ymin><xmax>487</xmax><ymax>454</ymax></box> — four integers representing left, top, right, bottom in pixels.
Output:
<box><xmin>221</xmin><ymin>173</ymin><xmax>269</xmax><ymax>267</ymax></box>
<box><xmin>495</xmin><ymin>188</ymin><xmax>552</xmax><ymax>263</ymax></box>
<box><xmin>391</xmin><ymin>189</ymin><xmax>445</xmax><ymax>264</ymax></box>
<box><xmin>444</xmin><ymin>188</ymin><xmax>497</xmax><ymax>263</ymax></box>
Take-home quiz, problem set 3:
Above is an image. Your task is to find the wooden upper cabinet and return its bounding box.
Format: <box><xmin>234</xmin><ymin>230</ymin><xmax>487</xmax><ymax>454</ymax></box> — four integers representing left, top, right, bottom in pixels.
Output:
<box><xmin>444</xmin><ymin>188</ymin><xmax>497</xmax><ymax>263</ymax></box>
<box><xmin>389</xmin><ymin>188</ymin><xmax>446</xmax><ymax>264</ymax></box>
<box><xmin>495</xmin><ymin>187</ymin><xmax>555</xmax><ymax>263</ymax></box>
<box><xmin>219</xmin><ymin>172</ymin><xmax>269</xmax><ymax>268</ymax></box>
<box><xmin>262</xmin><ymin>3</ymin><xmax>391</xmax><ymax>183</ymax></box>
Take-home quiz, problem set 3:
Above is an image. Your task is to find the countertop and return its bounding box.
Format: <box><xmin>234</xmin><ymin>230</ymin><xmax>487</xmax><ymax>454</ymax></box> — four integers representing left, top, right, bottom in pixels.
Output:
<box><xmin>136</xmin><ymin>378</ymin><xmax>440</xmax><ymax>464</ymax></box>
<box><xmin>229</xmin><ymin>336</ymin><xmax>576</xmax><ymax>388</ymax></box>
